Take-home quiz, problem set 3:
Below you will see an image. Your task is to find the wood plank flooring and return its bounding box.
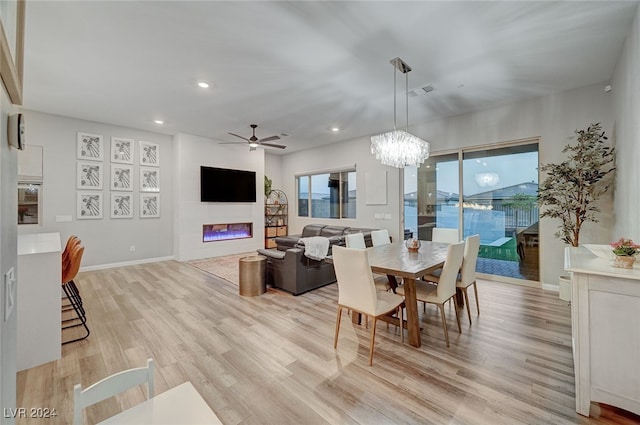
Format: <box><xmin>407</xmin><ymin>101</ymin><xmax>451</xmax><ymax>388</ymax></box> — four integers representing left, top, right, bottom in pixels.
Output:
<box><xmin>16</xmin><ymin>260</ymin><xmax>640</xmax><ymax>424</ymax></box>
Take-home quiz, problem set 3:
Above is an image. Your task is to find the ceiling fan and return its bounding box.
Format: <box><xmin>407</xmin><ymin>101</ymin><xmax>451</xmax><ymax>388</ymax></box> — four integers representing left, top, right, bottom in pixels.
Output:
<box><xmin>221</xmin><ymin>124</ymin><xmax>286</xmax><ymax>151</ymax></box>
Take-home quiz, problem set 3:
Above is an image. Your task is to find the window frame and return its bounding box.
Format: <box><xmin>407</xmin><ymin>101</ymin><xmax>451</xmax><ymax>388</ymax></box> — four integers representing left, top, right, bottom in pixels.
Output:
<box><xmin>296</xmin><ymin>167</ymin><xmax>356</xmax><ymax>219</ymax></box>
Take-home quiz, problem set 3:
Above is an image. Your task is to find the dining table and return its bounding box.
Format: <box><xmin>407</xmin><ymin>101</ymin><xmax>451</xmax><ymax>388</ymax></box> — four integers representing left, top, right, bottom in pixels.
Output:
<box><xmin>363</xmin><ymin>240</ymin><xmax>450</xmax><ymax>348</ymax></box>
<box><xmin>97</xmin><ymin>382</ymin><xmax>223</xmax><ymax>425</ymax></box>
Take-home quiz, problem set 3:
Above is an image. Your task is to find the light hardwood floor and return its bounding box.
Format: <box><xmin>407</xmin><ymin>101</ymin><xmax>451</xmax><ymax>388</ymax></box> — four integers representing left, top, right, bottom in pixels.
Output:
<box><xmin>16</xmin><ymin>260</ymin><xmax>640</xmax><ymax>424</ymax></box>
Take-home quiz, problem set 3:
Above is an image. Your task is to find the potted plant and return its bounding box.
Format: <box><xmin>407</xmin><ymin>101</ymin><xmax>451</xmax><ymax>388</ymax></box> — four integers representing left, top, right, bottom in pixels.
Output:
<box><xmin>538</xmin><ymin>122</ymin><xmax>615</xmax><ymax>300</ymax></box>
<box><xmin>538</xmin><ymin>122</ymin><xmax>615</xmax><ymax>247</ymax></box>
<box><xmin>610</xmin><ymin>238</ymin><xmax>640</xmax><ymax>269</ymax></box>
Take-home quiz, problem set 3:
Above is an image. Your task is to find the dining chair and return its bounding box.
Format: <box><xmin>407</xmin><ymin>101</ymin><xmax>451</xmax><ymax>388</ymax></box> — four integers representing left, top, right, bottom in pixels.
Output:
<box><xmin>73</xmin><ymin>358</ymin><xmax>155</xmax><ymax>425</ymax></box>
<box><xmin>344</xmin><ymin>232</ymin><xmax>390</xmax><ymax>292</ymax></box>
<box><xmin>332</xmin><ymin>246</ymin><xmax>404</xmax><ymax>366</ymax></box>
<box><xmin>62</xmin><ymin>244</ymin><xmax>90</xmax><ymax>344</ymax></box>
<box><xmin>345</xmin><ymin>232</ymin><xmax>366</xmax><ymax>249</ymax></box>
<box><xmin>457</xmin><ymin>234</ymin><xmax>481</xmax><ymax>324</ymax></box>
<box><xmin>370</xmin><ymin>229</ymin><xmax>391</xmax><ymax>246</ymax></box>
<box><xmin>432</xmin><ymin>227</ymin><xmax>459</xmax><ymax>243</ymax></box>
<box><xmin>396</xmin><ymin>241</ymin><xmax>465</xmax><ymax>347</ymax></box>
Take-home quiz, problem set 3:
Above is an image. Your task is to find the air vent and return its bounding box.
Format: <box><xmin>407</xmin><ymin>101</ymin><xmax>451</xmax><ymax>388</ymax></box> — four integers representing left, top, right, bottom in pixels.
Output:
<box><xmin>408</xmin><ymin>85</ymin><xmax>435</xmax><ymax>97</ymax></box>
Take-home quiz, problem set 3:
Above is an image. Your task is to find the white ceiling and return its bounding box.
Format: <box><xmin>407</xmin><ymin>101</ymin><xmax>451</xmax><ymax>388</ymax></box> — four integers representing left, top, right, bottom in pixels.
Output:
<box><xmin>22</xmin><ymin>1</ymin><xmax>639</xmax><ymax>154</ymax></box>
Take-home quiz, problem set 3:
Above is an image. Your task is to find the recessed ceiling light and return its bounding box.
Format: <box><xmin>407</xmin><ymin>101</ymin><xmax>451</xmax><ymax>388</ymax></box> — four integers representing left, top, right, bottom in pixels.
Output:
<box><xmin>331</xmin><ymin>127</ymin><xmax>340</xmax><ymax>132</ymax></box>
<box><xmin>153</xmin><ymin>120</ymin><xmax>164</xmax><ymax>125</ymax></box>
<box><xmin>198</xmin><ymin>82</ymin><xmax>210</xmax><ymax>88</ymax></box>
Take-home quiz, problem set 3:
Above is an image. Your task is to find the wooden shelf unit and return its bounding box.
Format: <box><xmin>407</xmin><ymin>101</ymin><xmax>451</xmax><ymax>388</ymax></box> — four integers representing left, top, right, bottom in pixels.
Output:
<box><xmin>265</xmin><ymin>189</ymin><xmax>287</xmax><ymax>248</ymax></box>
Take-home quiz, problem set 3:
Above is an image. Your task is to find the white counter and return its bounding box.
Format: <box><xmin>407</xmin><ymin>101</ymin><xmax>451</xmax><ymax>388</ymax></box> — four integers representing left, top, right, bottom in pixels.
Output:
<box><xmin>565</xmin><ymin>246</ymin><xmax>640</xmax><ymax>417</ymax></box>
<box><xmin>17</xmin><ymin>232</ymin><xmax>62</xmax><ymax>371</ymax></box>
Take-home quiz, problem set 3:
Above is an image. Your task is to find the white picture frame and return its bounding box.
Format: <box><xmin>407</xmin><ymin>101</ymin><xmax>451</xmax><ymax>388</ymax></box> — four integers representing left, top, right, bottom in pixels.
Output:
<box><xmin>139</xmin><ymin>166</ymin><xmax>160</xmax><ymax>192</ymax></box>
<box><xmin>111</xmin><ymin>193</ymin><xmax>133</xmax><ymax>219</ymax></box>
<box><xmin>111</xmin><ymin>137</ymin><xmax>134</xmax><ymax>164</ymax></box>
<box><xmin>110</xmin><ymin>164</ymin><xmax>133</xmax><ymax>191</ymax></box>
<box><xmin>77</xmin><ymin>192</ymin><xmax>103</xmax><ymax>220</ymax></box>
<box><xmin>139</xmin><ymin>140</ymin><xmax>159</xmax><ymax>167</ymax></box>
<box><xmin>140</xmin><ymin>193</ymin><xmax>160</xmax><ymax>218</ymax></box>
<box><xmin>77</xmin><ymin>132</ymin><xmax>104</xmax><ymax>161</ymax></box>
<box><xmin>77</xmin><ymin>161</ymin><xmax>103</xmax><ymax>190</ymax></box>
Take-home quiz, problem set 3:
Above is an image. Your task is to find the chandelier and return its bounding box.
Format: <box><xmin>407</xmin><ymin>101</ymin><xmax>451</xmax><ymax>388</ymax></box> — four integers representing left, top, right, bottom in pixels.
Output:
<box><xmin>371</xmin><ymin>57</ymin><xmax>430</xmax><ymax>168</ymax></box>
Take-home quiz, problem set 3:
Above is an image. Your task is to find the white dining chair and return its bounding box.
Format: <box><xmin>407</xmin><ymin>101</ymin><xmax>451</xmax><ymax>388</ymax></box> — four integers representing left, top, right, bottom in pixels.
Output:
<box><xmin>371</xmin><ymin>229</ymin><xmax>391</xmax><ymax>246</ymax></box>
<box><xmin>397</xmin><ymin>241</ymin><xmax>465</xmax><ymax>347</ymax></box>
<box><xmin>333</xmin><ymin>246</ymin><xmax>404</xmax><ymax>365</ymax></box>
<box><xmin>457</xmin><ymin>234</ymin><xmax>481</xmax><ymax>324</ymax></box>
<box><xmin>345</xmin><ymin>232</ymin><xmax>391</xmax><ymax>294</ymax></box>
<box><xmin>432</xmin><ymin>227</ymin><xmax>460</xmax><ymax>243</ymax></box>
<box><xmin>73</xmin><ymin>358</ymin><xmax>155</xmax><ymax>425</ymax></box>
<box><xmin>345</xmin><ymin>232</ymin><xmax>366</xmax><ymax>249</ymax></box>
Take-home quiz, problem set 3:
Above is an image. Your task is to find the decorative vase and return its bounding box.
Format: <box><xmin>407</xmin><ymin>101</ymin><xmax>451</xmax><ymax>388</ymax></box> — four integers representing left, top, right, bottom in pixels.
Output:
<box><xmin>405</xmin><ymin>238</ymin><xmax>421</xmax><ymax>252</ymax></box>
<box><xmin>613</xmin><ymin>255</ymin><xmax>636</xmax><ymax>269</ymax></box>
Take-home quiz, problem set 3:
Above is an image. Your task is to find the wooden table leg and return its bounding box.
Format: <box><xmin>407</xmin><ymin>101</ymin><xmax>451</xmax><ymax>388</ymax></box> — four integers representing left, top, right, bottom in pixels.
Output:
<box><xmin>403</xmin><ymin>277</ymin><xmax>421</xmax><ymax>347</ymax></box>
<box><xmin>456</xmin><ymin>288</ymin><xmax>464</xmax><ymax>307</ymax></box>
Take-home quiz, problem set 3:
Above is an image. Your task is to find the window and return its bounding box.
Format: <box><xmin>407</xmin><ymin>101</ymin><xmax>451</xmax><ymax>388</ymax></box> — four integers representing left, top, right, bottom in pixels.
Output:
<box><xmin>18</xmin><ymin>183</ymin><xmax>41</xmax><ymax>225</ymax></box>
<box><xmin>297</xmin><ymin>169</ymin><xmax>356</xmax><ymax>219</ymax></box>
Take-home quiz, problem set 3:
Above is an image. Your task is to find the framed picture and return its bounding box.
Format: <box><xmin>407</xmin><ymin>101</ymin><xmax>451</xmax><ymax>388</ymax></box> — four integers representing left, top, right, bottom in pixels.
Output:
<box><xmin>77</xmin><ymin>161</ymin><xmax>103</xmax><ymax>190</ymax></box>
<box><xmin>140</xmin><ymin>193</ymin><xmax>160</xmax><ymax>218</ymax></box>
<box><xmin>77</xmin><ymin>132</ymin><xmax>104</xmax><ymax>161</ymax></box>
<box><xmin>110</xmin><ymin>164</ymin><xmax>133</xmax><ymax>191</ymax></box>
<box><xmin>139</xmin><ymin>140</ymin><xmax>159</xmax><ymax>167</ymax></box>
<box><xmin>139</xmin><ymin>167</ymin><xmax>160</xmax><ymax>192</ymax></box>
<box><xmin>77</xmin><ymin>192</ymin><xmax>103</xmax><ymax>220</ymax></box>
<box><xmin>111</xmin><ymin>193</ymin><xmax>133</xmax><ymax>219</ymax></box>
<box><xmin>111</xmin><ymin>137</ymin><xmax>134</xmax><ymax>164</ymax></box>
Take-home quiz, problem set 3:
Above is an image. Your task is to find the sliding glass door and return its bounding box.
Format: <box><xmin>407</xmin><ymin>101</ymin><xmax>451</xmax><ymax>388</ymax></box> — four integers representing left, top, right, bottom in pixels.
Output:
<box><xmin>405</xmin><ymin>141</ymin><xmax>539</xmax><ymax>282</ymax></box>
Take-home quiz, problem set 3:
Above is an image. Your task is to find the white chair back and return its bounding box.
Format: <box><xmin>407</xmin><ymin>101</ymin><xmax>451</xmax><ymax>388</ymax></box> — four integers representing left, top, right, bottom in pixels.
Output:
<box><xmin>345</xmin><ymin>232</ymin><xmax>366</xmax><ymax>249</ymax></box>
<box><xmin>461</xmin><ymin>234</ymin><xmax>480</xmax><ymax>286</ymax></box>
<box><xmin>432</xmin><ymin>228</ymin><xmax>460</xmax><ymax>243</ymax></box>
<box><xmin>435</xmin><ymin>241</ymin><xmax>465</xmax><ymax>302</ymax></box>
<box><xmin>370</xmin><ymin>229</ymin><xmax>391</xmax><ymax>246</ymax></box>
<box><xmin>73</xmin><ymin>358</ymin><xmax>155</xmax><ymax>425</ymax></box>
<box><xmin>332</xmin><ymin>245</ymin><xmax>377</xmax><ymax>314</ymax></box>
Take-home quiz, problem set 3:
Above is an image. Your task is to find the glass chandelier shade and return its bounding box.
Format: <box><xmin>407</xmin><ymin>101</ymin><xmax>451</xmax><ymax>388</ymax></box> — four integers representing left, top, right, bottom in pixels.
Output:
<box><xmin>371</xmin><ymin>57</ymin><xmax>429</xmax><ymax>168</ymax></box>
<box><xmin>371</xmin><ymin>130</ymin><xmax>430</xmax><ymax>168</ymax></box>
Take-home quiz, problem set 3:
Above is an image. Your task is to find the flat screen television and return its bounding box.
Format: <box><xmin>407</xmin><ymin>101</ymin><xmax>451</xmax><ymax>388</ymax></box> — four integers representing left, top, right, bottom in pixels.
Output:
<box><xmin>200</xmin><ymin>166</ymin><xmax>257</xmax><ymax>202</ymax></box>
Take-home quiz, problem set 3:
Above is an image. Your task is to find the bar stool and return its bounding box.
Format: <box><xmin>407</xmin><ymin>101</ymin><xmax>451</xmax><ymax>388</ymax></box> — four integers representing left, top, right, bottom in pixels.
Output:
<box><xmin>62</xmin><ymin>244</ymin><xmax>90</xmax><ymax>344</ymax></box>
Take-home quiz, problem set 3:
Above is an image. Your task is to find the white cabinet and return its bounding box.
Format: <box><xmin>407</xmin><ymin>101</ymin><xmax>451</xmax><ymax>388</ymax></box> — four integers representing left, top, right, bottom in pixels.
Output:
<box><xmin>17</xmin><ymin>232</ymin><xmax>61</xmax><ymax>371</ymax></box>
<box><xmin>565</xmin><ymin>246</ymin><xmax>640</xmax><ymax>417</ymax></box>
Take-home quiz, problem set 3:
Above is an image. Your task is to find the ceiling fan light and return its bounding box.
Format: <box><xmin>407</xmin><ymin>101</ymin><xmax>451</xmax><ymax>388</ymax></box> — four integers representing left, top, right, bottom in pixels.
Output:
<box><xmin>249</xmin><ymin>141</ymin><xmax>259</xmax><ymax>148</ymax></box>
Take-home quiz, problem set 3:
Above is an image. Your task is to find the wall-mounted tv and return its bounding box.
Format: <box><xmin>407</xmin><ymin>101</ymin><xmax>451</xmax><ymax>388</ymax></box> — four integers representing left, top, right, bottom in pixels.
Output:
<box><xmin>200</xmin><ymin>166</ymin><xmax>257</xmax><ymax>203</ymax></box>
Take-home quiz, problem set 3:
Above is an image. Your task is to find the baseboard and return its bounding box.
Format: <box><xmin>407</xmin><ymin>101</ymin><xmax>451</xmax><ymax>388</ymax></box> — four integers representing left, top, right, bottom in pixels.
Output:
<box><xmin>80</xmin><ymin>255</ymin><xmax>175</xmax><ymax>272</ymax></box>
<box><xmin>542</xmin><ymin>283</ymin><xmax>560</xmax><ymax>292</ymax></box>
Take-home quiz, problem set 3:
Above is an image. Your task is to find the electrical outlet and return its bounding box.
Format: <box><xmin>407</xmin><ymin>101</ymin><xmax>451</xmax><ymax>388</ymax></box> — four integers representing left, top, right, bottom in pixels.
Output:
<box><xmin>129</xmin><ymin>245</ymin><xmax>136</xmax><ymax>252</ymax></box>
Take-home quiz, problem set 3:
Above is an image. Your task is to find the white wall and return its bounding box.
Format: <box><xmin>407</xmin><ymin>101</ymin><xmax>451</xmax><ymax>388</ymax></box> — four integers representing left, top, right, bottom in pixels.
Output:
<box><xmin>1</xmin><ymin>87</ymin><xmax>18</xmax><ymax>424</ymax></box>
<box><xmin>281</xmin><ymin>137</ymin><xmax>402</xmax><ymax>240</ymax></box>
<box><xmin>173</xmin><ymin>133</ymin><xmax>265</xmax><ymax>261</ymax></box>
<box><xmin>280</xmin><ymin>83</ymin><xmax>614</xmax><ymax>286</ymax></box>
<box><xmin>612</xmin><ymin>4</ymin><xmax>640</xmax><ymax>241</ymax></box>
<box><xmin>265</xmin><ymin>153</ymin><xmax>283</xmax><ymax>192</ymax></box>
<box><xmin>19</xmin><ymin>111</ymin><xmax>174</xmax><ymax>268</ymax></box>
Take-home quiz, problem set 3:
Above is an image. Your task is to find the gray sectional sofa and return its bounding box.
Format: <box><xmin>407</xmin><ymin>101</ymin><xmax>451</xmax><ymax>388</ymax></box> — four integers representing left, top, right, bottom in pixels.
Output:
<box><xmin>257</xmin><ymin>224</ymin><xmax>378</xmax><ymax>295</ymax></box>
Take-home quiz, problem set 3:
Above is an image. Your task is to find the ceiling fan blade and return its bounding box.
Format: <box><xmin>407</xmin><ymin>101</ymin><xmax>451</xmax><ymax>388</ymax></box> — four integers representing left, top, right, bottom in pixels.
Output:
<box><xmin>258</xmin><ymin>135</ymin><xmax>280</xmax><ymax>143</ymax></box>
<box><xmin>259</xmin><ymin>142</ymin><xmax>286</xmax><ymax>149</ymax></box>
<box><xmin>228</xmin><ymin>132</ymin><xmax>249</xmax><ymax>142</ymax></box>
<box><xmin>218</xmin><ymin>141</ymin><xmax>247</xmax><ymax>145</ymax></box>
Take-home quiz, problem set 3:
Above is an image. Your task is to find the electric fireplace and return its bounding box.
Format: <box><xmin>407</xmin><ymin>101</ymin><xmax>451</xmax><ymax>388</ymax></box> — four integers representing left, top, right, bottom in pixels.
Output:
<box><xmin>203</xmin><ymin>223</ymin><xmax>253</xmax><ymax>242</ymax></box>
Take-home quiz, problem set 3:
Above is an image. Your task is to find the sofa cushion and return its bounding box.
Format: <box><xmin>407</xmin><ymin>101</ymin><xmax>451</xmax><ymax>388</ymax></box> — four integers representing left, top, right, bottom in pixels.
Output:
<box><xmin>301</xmin><ymin>224</ymin><xmax>326</xmax><ymax>237</ymax></box>
<box><xmin>320</xmin><ymin>226</ymin><xmax>349</xmax><ymax>237</ymax></box>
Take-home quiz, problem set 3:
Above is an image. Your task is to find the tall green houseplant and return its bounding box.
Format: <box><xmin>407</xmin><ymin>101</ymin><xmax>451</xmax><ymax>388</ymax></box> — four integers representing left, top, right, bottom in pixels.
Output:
<box><xmin>538</xmin><ymin>122</ymin><xmax>615</xmax><ymax>247</ymax></box>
